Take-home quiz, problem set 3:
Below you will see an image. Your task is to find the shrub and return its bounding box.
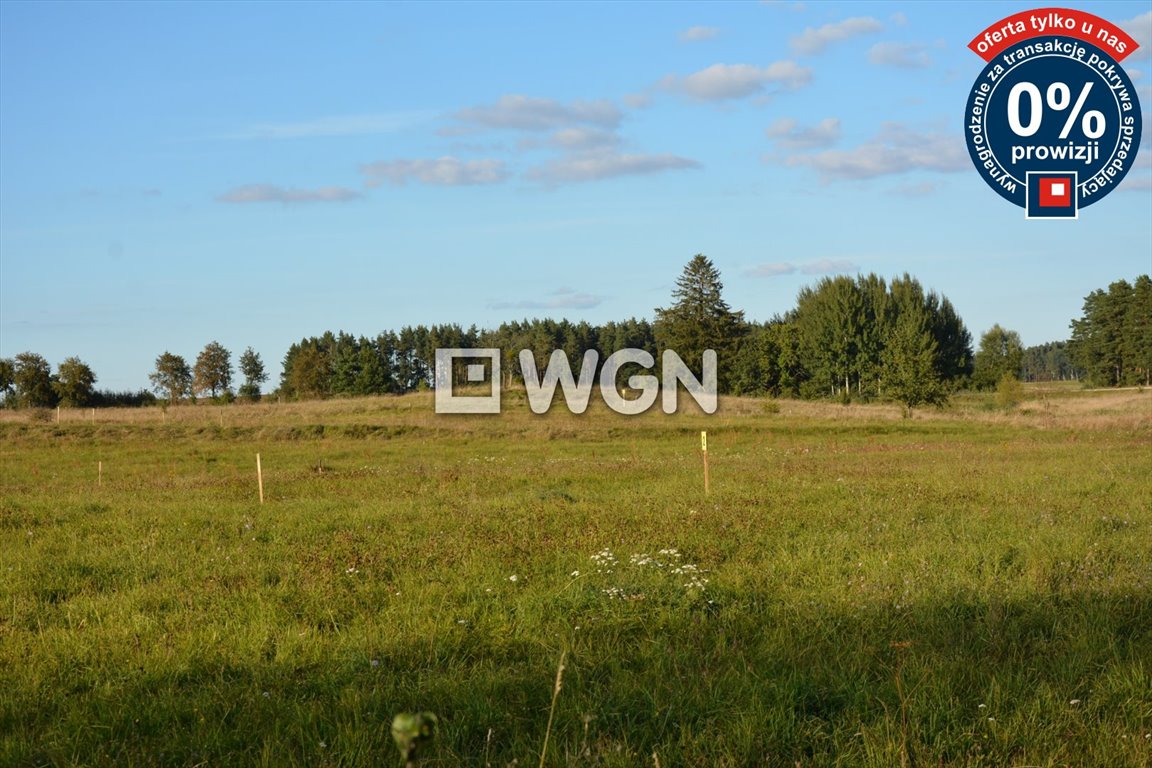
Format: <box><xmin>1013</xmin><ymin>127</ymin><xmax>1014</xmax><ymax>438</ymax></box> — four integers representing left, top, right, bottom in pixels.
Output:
<box><xmin>995</xmin><ymin>373</ymin><xmax>1025</xmax><ymax>409</ymax></box>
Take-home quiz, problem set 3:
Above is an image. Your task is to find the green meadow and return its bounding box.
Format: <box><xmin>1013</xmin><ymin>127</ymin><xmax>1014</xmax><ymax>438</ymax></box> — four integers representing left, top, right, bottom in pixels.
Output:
<box><xmin>2</xmin><ymin>388</ymin><xmax>1150</xmax><ymax>767</ymax></box>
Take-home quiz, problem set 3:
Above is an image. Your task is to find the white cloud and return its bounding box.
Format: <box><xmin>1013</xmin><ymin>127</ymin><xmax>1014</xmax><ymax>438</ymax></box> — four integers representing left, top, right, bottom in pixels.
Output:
<box><xmin>221</xmin><ymin>112</ymin><xmax>434</xmax><ymax>140</ymax></box>
<box><xmin>779</xmin><ymin>123</ymin><xmax>968</xmax><ymax>181</ymax></box>
<box><xmin>680</xmin><ymin>26</ymin><xmax>720</xmax><ymax>42</ymax></box>
<box><xmin>452</xmin><ymin>95</ymin><xmax>622</xmax><ymax>132</ymax></box>
<box><xmin>1120</xmin><ymin>11</ymin><xmax>1151</xmax><ymax>61</ymax></box>
<box><xmin>516</xmin><ymin>127</ymin><xmax>622</xmax><ymax>152</ymax></box>
<box><xmin>360</xmin><ymin>157</ymin><xmax>509</xmax><ymax>187</ymax></box>
<box><xmin>549</xmin><ymin>127</ymin><xmax>621</xmax><ymax>150</ymax></box>
<box><xmin>766</xmin><ymin>117</ymin><xmax>841</xmax><ymax>149</ymax></box>
<box><xmin>743</xmin><ymin>259</ymin><xmax>858</xmax><ymax>278</ymax></box>
<box><xmin>868</xmin><ymin>42</ymin><xmax>933</xmax><ymax>69</ymax></box>
<box><xmin>791</xmin><ymin>17</ymin><xmax>883</xmax><ymax>55</ymax></box>
<box><xmin>623</xmin><ymin>92</ymin><xmax>653</xmax><ymax>109</ymax></box>
<box><xmin>490</xmin><ymin>288</ymin><xmax>603</xmax><ymax>310</ymax></box>
<box><xmin>527</xmin><ymin>148</ymin><xmax>699</xmax><ymax>184</ymax></box>
<box><xmin>216</xmin><ymin>184</ymin><xmax>363</xmax><ymax>203</ymax></box>
<box><xmin>662</xmin><ymin>61</ymin><xmax>811</xmax><ymax>101</ymax></box>
<box><xmin>742</xmin><ymin>262</ymin><xmax>797</xmax><ymax>277</ymax></box>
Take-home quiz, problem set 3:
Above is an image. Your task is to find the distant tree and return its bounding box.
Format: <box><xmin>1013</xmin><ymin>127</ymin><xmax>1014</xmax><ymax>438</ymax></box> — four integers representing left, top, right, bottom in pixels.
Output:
<box><xmin>769</xmin><ymin>317</ymin><xmax>805</xmax><ymax>397</ymax></box>
<box><xmin>283</xmin><ymin>342</ymin><xmax>329</xmax><ymax>399</ymax></box>
<box><xmin>53</xmin><ymin>357</ymin><xmax>97</xmax><ymax>407</ymax></box>
<box><xmin>995</xmin><ymin>372</ymin><xmax>1025</xmax><ymax>409</ymax></box>
<box><xmin>1065</xmin><ymin>277</ymin><xmax>1152</xmax><ymax>386</ymax></box>
<box><xmin>1069</xmin><ymin>281</ymin><xmax>1129</xmax><ymax>386</ymax></box>
<box><xmin>856</xmin><ymin>272</ymin><xmax>893</xmax><ymax>392</ymax></box>
<box><xmin>654</xmin><ymin>255</ymin><xmax>746</xmax><ymax>390</ymax></box>
<box><xmin>149</xmin><ymin>352</ymin><xmax>193</xmax><ymax>404</ymax></box>
<box><xmin>375</xmin><ymin>331</ymin><xmax>401</xmax><ymax>393</ymax></box>
<box><xmin>882</xmin><ymin>310</ymin><xmax>946</xmax><ymax>413</ymax></box>
<box><xmin>973</xmin><ymin>324</ymin><xmax>1024</xmax><ymax>389</ymax></box>
<box><xmin>238</xmin><ymin>347</ymin><xmax>268</xmax><ymax>400</ymax></box>
<box><xmin>794</xmin><ymin>275</ymin><xmax>864</xmax><ymax>399</ymax></box>
<box><xmin>325</xmin><ymin>332</ymin><xmax>358</xmax><ymax>395</ymax></box>
<box><xmin>791</xmin><ymin>273</ymin><xmax>971</xmax><ymax>400</ymax></box>
<box><xmin>727</xmin><ymin>322</ymin><xmax>779</xmax><ymax>396</ymax></box>
<box><xmin>927</xmin><ymin>293</ymin><xmax>974</xmax><ymax>383</ymax></box>
<box><xmin>888</xmin><ymin>275</ymin><xmax>973</xmax><ymax>385</ymax></box>
<box><xmin>91</xmin><ymin>389</ymin><xmax>158</xmax><ymax>408</ymax></box>
<box><xmin>394</xmin><ymin>326</ymin><xmax>433</xmax><ymax>391</ymax></box>
<box><xmin>193</xmin><ymin>341</ymin><xmax>233</xmax><ymax>400</ymax></box>
<box><xmin>482</xmin><ymin>320</ymin><xmax>534</xmax><ymax>388</ymax></box>
<box><xmin>1123</xmin><ymin>275</ymin><xmax>1152</xmax><ymax>385</ymax></box>
<box><xmin>0</xmin><ymin>358</ymin><xmax>14</xmax><ymax>407</ymax></box>
<box><xmin>353</xmin><ymin>338</ymin><xmax>390</xmax><ymax>395</ymax></box>
<box><xmin>596</xmin><ymin>318</ymin><xmax>656</xmax><ymax>358</ymax></box>
<box><xmin>13</xmin><ymin>352</ymin><xmax>56</xmax><ymax>408</ymax></box>
<box><xmin>1021</xmin><ymin>342</ymin><xmax>1080</xmax><ymax>382</ymax></box>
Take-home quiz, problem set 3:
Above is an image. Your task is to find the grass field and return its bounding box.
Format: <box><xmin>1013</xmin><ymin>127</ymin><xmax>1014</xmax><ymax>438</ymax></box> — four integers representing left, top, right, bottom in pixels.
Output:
<box><xmin>2</xmin><ymin>388</ymin><xmax>1150</xmax><ymax>767</ymax></box>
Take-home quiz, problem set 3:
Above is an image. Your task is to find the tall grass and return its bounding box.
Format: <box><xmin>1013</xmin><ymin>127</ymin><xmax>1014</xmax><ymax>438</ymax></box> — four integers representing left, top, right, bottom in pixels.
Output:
<box><xmin>1</xmin><ymin>389</ymin><xmax>1150</xmax><ymax>766</ymax></box>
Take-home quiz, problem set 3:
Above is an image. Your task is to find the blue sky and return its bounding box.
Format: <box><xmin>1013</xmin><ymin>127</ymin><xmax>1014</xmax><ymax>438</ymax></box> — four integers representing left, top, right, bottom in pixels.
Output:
<box><xmin>2</xmin><ymin>0</ymin><xmax>1150</xmax><ymax>392</ymax></box>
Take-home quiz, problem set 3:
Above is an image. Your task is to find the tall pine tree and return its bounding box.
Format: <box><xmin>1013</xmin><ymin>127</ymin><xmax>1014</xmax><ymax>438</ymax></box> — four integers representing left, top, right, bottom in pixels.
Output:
<box><xmin>654</xmin><ymin>255</ymin><xmax>746</xmax><ymax>390</ymax></box>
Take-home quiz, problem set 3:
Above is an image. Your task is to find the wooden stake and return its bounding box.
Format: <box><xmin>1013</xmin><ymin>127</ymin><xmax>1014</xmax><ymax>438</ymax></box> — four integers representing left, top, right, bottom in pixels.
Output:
<box><xmin>98</xmin><ymin>461</ymin><xmax>103</xmax><ymax>487</ymax></box>
<box><xmin>90</xmin><ymin>408</ymin><xmax>95</xmax><ymax>423</ymax></box>
<box><xmin>701</xmin><ymin>431</ymin><xmax>710</xmax><ymax>495</ymax></box>
<box><xmin>256</xmin><ymin>453</ymin><xmax>265</xmax><ymax>504</ymax></box>
<box><xmin>56</xmin><ymin>406</ymin><xmax>61</xmax><ymax>423</ymax></box>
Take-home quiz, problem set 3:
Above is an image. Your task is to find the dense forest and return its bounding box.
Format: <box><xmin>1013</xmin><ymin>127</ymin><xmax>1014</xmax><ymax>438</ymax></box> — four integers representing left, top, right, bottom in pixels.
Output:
<box><xmin>2</xmin><ymin>260</ymin><xmax>1149</xmax><ymax>409</ymax></box>
<box><xmin>1067</xmin><ymin>276</ymin><xmax>1152</xmax><ymax>387</ymax></box>
<box><xmin>276</xmin><ymin>260</ymin><xmax>974</xmax><ymax>407</ymax></box>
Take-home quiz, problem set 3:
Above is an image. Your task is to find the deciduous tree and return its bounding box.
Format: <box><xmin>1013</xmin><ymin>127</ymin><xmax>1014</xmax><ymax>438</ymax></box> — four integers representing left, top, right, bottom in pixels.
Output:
<box><xmin>150</xmin><ymin>352</ymin><xmax>192</xmax><ymax>404</ymax></box>
<box><xmin>282</xmin><ymin>342</ymin><xmax>329</xmax><ymax>399</ymax></box>
<box><xmin>53</xmin><ymin>356</ymin><xmax>97</xmax><ymax>407</ymax></box>
<box><xmin>973</xmin><ymin>324</ymin><xmax>1024</xmax><ymax>390</ymax></box>
<box><xmin>193</xmin><ymin>341</ymin><xmax>233</xmax><ymax>399</ymax></box>
<box><xmin>0</xmin><ymin>358</ymin><xmax>14</xmax><ymax>407</ymax></box>
<box><xmin>238</xmin><ymin>347</ymin><xmax>268</xmax><ymax>400</ymax></box>
<box><xmin>13</xmin><ymin>352</ymin><xmax>56</xmax><ymax>408</ymax></box>
<box><xmin>882</xmin><ymin>310</ymin><xmax>946</xmax><ymax>413</ymax></box>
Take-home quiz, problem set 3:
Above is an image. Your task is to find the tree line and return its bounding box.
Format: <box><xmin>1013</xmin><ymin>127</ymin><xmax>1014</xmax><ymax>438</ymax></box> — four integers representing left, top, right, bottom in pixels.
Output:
<box><xmin>1067</xmin><ymin>275</ymin><xmax>1152</xmax><ymax>387</ymax></box>
<box><xmin>0</xmin><ymin>345</ymin><xmax>267</xmax><ymax>410</ymax></box>
<box><xmin>2</xmin><ymin>260</ymin><xmax>1148</xmax><ymax>409</ymax></box>
<box><xmin>0</xmin><ymin>353</ymin><xmax>154</xmax><ymax>410</ymax></box>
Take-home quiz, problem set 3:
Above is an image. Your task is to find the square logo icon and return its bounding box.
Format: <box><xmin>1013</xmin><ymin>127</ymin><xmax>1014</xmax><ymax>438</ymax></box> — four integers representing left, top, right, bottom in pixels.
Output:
<box><xmin>434</xmin><ymin>348</ymin><xmax>501</xmax><ymax>414</ymax></box>
<box><xmin>1038</xmin><ymin>178</ymin><xmax>1069</xmax><ymax>207</ymax></box>
<box><xmin>1026</xmin><ymin>172</ymin><xmax>1078</xmax><ymax>219</ymax></box>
